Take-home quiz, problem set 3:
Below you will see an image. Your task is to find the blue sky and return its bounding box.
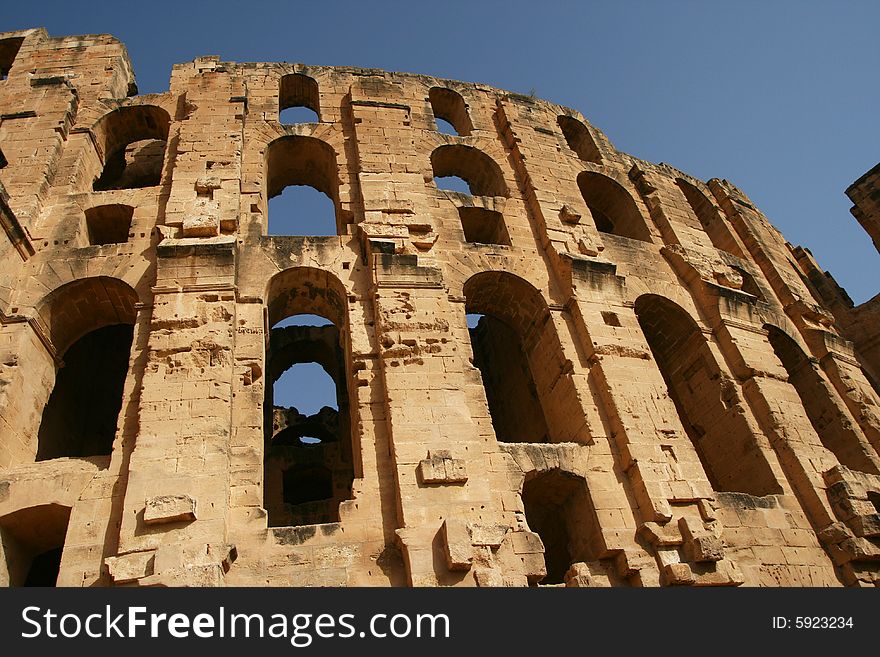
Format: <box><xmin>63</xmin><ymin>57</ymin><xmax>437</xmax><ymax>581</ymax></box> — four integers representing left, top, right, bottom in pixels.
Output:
<box><xmin>5</xmin><ymin>1</ymin><xmax>879</xmax><ymax>417</ymax></box>
<box><xmin>6</xmin><ymin>1</ymin><xmax>877</xmax><ymax>302</ymax></box>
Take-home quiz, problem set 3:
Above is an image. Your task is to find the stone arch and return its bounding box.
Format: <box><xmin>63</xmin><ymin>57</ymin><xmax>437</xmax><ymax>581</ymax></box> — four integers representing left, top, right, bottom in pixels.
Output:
<box><xmin>90</xmin><ymin>105</ymin><xmax>170</xmax><ymax>191</ymax></box>
<box><xmin>279</xmin><ymin>73</ymin><xmax>321</xmax><ymax>122</ymax></box>
<box><xmin>635</xmin><ymin>294</ymin><xmax>781</xmax><ymax>496</ymax></box>
<box><xmin>463</xmin><ymin>270</ymin><xmax>589</xmax><ymax>444</ymax></box>
<box><xmin>577</xmin><ymin>171</ymin><xmax>652</xmax><ymax>242</ymax></box>
<box><xmin>429</xmin><ymin>87</ymin><xmax>473</xmax><ymax>136</ymax></box>
<box><xmin>764</xmin><ymin>324</ymin><xmax>880</xmax><ymax>474</ymax></box>
<box><xmin>263</xmin><ymin>267</ymin><xmax>356</xmax><ymax>527</ymax></box>
<box><xmin>0</xmin><ymin>504</ymin><xmax>71</xmax><ymax>587</ymax></box>
<box><xmin>521</xmin><ymin>467</ymin><xmax>603</xmax><ymax>585</ymax></box>
<box><xmin>30</xmin><ymin>277</ymin><xmax>139</xmax><ymax>462</ymax></box>
<box><xmin>264</xmin><ymin>135</ymin><xmax>341</xmax><ymax>235</ymax></box>
<box><xmin>431</xmin><ymin>144</ymin><xmax>509</xmax><ymax>197</ymax></box>
<box><xmin>557</xmin><ymin>115</ymin><xmax>601</xmax><ymax>164</ymax></box>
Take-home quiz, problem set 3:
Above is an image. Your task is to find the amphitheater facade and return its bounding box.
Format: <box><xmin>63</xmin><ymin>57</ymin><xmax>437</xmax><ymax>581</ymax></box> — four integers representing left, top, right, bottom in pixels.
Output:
<box><xmin>1</xmin><ymin>28</ymin><xmax>879</xmax><ymax>587</ymax></box>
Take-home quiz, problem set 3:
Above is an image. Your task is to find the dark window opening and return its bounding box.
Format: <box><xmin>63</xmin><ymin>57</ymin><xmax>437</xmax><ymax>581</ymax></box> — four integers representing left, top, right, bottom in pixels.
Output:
<box><xmin>92</xmin><ymin>106</ymin><xmax>170</xmax><ymax>191</ymax></box>
<box><xmin>36</xmin><ymin>324</ymin><xmax>134</xmax><ymax>461</ymax></box>
<box><xmin>635</xmin><ymin>295</ymin><xmax>781</xmax><ymax>495</ymax></box>
<box><xmin>469</xmin><ymin>314</ymin><xmax>549</xmax><ymax>443</ymax></box>
<box><xmin>0</xmin><ymin>504</ymin><xmax>70</xmax><ymax>587</ymax></box>
<box><xmin>429</xmin><ymin>87</ymin><xmax>473</xmax><ymax>136</ymax></box>
<box><xmin>522</xmin><ymin>470</ymin><xmax>603</xmax><ymax>586</ymax></box>
<box><xmin>85</xmin><ymin>204</ymin><xmax>134</xmax><ymax>245</ymax></box>
<box><xmin>458</xmin><ymin>207</ymin><xmax>510</xmax><ymax>245</ymax></box>
<box><xmin>263</xmin><ymin>296</ymin><xmax>354</xmax><ymax>528</ymax></box>
<box><xmin>577</xmin><ymin>171</ymin><xmax>652</xmax><ymax>242</ymax></box>
<box><xmin>279</xmin><ymin>73</ymin><xmax>320</xmax><ymax>122</ymax></box>
<box><xmin>557</xmin><ymin>115</ymin><xmax>601</xmax><ymax>164</ymax></box>
<box><xmin>431</xmin><ymin>145</ymin><xmax>508</xmax><ymax>197</ymax></box>
<box><xmin>464</xmin><ymin>272</ymin><xmax>591</xmax><ymax>444</ymax></box>
<box><xmin>765</xmin><ymin>325</ymin><xmax>879</xmax><ymax>475</ymax></box>
<box><xmin>0</xmin><ymin>37</ymin><xmax>24</xmax><ymax>81</ymax></box>
<box><xmin>283</xmin><ymin>465</ymin><xmax>333</xmax><ymax>506</ymax></box>
<box><xmin>265</xmin><ymin>135</ymin><xmax>341</xmax><ymax>236</ymax></box>
<box><xmin>23</xmin><ymin>548</ymin><xmax>63</xmax><ymax>587</ymax></box>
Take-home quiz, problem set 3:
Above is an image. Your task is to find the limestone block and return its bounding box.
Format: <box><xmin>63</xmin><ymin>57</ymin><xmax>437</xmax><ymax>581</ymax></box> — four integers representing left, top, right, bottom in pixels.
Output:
<box><xmin>183</xmin><ymin>211</ymin><xmax>220</xmax><ymax>237</ymax></box>
<box><xmin>564</xmin><ymin>562</ymin><xmax>594</xmax><ymax>587</ymax></box>
<box><xmin>678</xmin><ymin>518</ymin><xmax>724</xmax><ymax>562</ymax></box>
<box><xmin>474</xmin><ymin>568</ymin><xmax>504</xmax><ymax>587</ymax></box>
<box><xmin>144</xmin><ymin>494</ymin><xmax>198</xmax><ymax>525</ymax></box>
<box><xmin>417</xmin><ymin>450</ymin><xmax>468</xmax><ymax>484</ymax></box>
<box><xmin>441</xmin><ymin>518</ymin><xmax>472</xmax><ymax>571</ymax></box>
<box><xmin>468</xmin><ymin>523</ymin><xmax>509</xmax><ymax>548</ymax></box>
<box><xmin>105</xmin><ymin>551</ymin><xmax>155</xmax><ymax>583</ymax></box>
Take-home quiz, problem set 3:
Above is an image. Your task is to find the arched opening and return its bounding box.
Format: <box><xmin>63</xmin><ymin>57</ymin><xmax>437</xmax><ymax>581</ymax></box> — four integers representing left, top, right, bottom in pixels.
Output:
<box><xmin>92</xmin><ymin>105</ymin><xmax>170</xmax><ymax>191</ymax></box>
<box><xmin>635</xmin><ymin>294</ymin><xmax>781</xmax><ymax>495</ymax></box>
<box><xmin>279</xmin><ymin>73</ymin><xmax>320</xmax><ymax>123</ymax></box>
<box><xmin>37</xmin><ymin>324</ymin><xmax>134</xmax><ymax>460</ymax></box>
<box><xmin>457</xmin><ymin>207</ymin><xmax>510</xmax><ymax>245</ymax></box>
<box><xmin>265</xmin><ymin>135</ymin><xmax>340</xmax><ymax>236</ymax></box>
<box><xmin>431</xmin><ymin>145</ymin><xmax>508</xmax><ymax>197</ymax></box>
<box><xmin>577</xmin><ymin>172</ymin><xmax>652</xmax><ymax>242</ymax></box>
<box><xmin>464</xmin><ymin>272</ymin><xmax>589</xmax><ymax>444</ymax></box>
<box><xmin>765</xmin><ymin>325</ymin><xmax>879</xmax><ymax>474</ymax></box>
<box><xmin>0</xmin><ymin>37</ymin><xmax>24</xmax><ymax>81</ymax></box>
<box><xmin>429</xmin><ymin>87</ymin><xmax>473</xmax><ymax>136</ymax></box>
<box><xmin>85</xmin><ymin>204</ymin><xmax>134</xmax><ymax>245</ymax></box>
<box><xmin>557</xmin><ymin>115</ymin><xmax>601</xmax><ymax>164</ymax></box>
<box><xmin>0</xmin><ymin>504</ymin><xmax>71</xmax><ymax>587</ymax></box>
<box><xmin>264</xmin><ymin>270</ymin><xmax>355</xmax><ymax>528</ymax></box>
<box><xmin>522</xmin><ymin>469</ymin><xmax>603</xmax><ymax>585</ymax></box>
<box><xmin>32</xmin><ymin>277</ymin><xmax>139</xmax><ymax>462</ymax></box>
<box><xmin>675</xmin><ymin>179</ymin><xmax>744</xmax><ymax>257</ymax></box>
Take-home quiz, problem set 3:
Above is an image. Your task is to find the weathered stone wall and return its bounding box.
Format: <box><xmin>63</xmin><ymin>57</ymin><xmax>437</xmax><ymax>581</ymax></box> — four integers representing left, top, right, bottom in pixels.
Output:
<box><xmin>1</xmin><ymin>28</ymin><xmax>879</xmax><ymax>587</ymax></box>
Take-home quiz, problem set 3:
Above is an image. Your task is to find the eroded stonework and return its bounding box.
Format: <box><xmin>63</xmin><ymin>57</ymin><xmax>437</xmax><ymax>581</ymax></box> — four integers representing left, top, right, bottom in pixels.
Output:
<box><xmin>1</xmin><ymin>28</ymin><xmax>879</xmax><ymax>587</ymax></box>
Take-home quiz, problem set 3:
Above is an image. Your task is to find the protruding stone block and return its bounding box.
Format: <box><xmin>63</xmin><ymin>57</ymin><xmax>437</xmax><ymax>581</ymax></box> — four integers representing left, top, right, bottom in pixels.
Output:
<box><xmin>144</xmin><ymin>494</ymin><xmax>197</xmax><ymax>525</ymax></box>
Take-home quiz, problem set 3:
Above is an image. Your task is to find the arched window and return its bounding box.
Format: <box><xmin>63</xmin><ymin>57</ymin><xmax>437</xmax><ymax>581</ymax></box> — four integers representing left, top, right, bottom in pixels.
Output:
<box><xmin>522</xmin><ymin>469</ymin><xmax>603</xmax><ymax>585</ymax></box>
<box><xmin>279</xmin><ymin>73</ymin><xmax>320</xmax><ymax>124</ymax></box>
<box><xmin>0</xmin><ymin>37</ymin><xmax>24</xmax><ymax>81</ymax></box>
<box><xmin>265</xmin><ymin>135</ymin><xmax>339</xmax><ymax>236</ymax></box>
<box><xmin>557</xmin><ymin>115</ymin><xmax>601</xmax><ymax>164</ymax></box>
<box><xmin>765</xmin><ymin>325</ymin><xmax>879</xmax><ymax>474</ymax></box>
<box><xmin>577</xmin><ymin>172</ymin><xmax>652</xmax><ymax>242</ymax></box>
<box><xmin>264</xmin><ymin>268</ymin><xmax>355</xmax><ymax>528</ymax></box>
<box><xmin>84</xmin><ymin>204</ymin><xmax>134</xmax><ymax>245</ymax></box>
<box><xmin>635</xmin><ymin>294</ymin><xmax>780</xmax><ymax>495</ymax></box>
<box><xmin>92</xmin><ymin>106</ymin><xmax>170</xmax><ymax>191</ymax></box>
<box><xmin>464</xmin><ymin>271</ymin><xmax>589</xmax><ymax>444</ymax></box>
<box><xmin>429</xmin><ymin>87</ymin><xmax>473</xmax><ymax>136</ymax></box>
<box><xmin>33</xmin><ymin>277</ymin><xmax>138</xmax><ymax>461</ymax></box>
<box><xmin>431</xmin><ymin>145</ymin><xmax>508</xmax><ymax>197</ymax></box>
<box><xmin>675</xmin><ymin>179</ymin><xmax>744</xmax><ymax>257</ymax></box>
<box><xmin>0</xmin><ymin>504</ymin><xmax>71</xmax><ymax>586</ymax></box>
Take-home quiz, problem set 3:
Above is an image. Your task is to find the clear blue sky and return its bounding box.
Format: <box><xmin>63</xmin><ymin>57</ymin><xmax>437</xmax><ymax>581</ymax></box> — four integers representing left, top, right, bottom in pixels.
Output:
<box><xmin>5</xmin><ymin>1</ymin><xmax>877</xmax><ymax>302</ymax></box>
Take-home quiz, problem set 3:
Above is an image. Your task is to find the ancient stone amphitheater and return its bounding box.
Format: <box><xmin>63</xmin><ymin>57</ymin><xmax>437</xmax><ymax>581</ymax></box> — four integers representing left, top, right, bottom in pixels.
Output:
<box><xmin>1</xmin><ymin>28</ymin><xmax>879</xmax><ymax>588</ymax></box>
